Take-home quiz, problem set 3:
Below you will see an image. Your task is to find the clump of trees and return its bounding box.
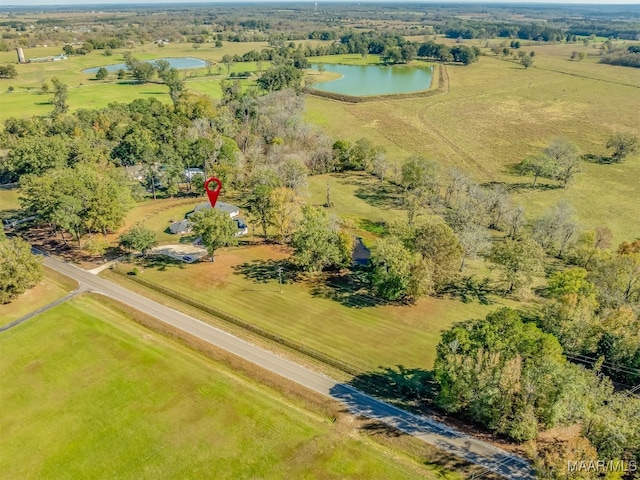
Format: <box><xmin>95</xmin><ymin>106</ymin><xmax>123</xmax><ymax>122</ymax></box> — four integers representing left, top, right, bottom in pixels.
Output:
<box><xmin>600</xmin><ymin>45</ymin><xmax>640</xmax><ymax>68</ymax></box>
<box><xmin>434</xmin><ymin>308</ymin><xmax>639</xmax><ymax>470</ymax></box>
<box><xmin>516</xmin><ymin>138</ymin><xmax>581</xmax><ymax>188</ymax></box>
<box><xmin>0</xmin><ymin>64</ymin><xmax>17</xmax><ymax>79</ymax></box>
<box><xmin>418</xmin><ymin>41</ymin><xmax>481</xmax><ymax>65</ymax></box>
<box><xmin>190</xmin><ymin>208</ymin><xmax>238</xmax><ymax>262</ymax></box>
<box><xmin>19</xmin><ymin>164</ymin><xmax>133</xmax><ymax>247</ymax></box>
<box><xmin>290</xmin><ymin>205</ymin><xmax>352</xmax><ymax>272</ymax></box>
<box><xmin>0</xmin><ymin>231</ymin><xmax>43</xmax><ymax>304</ymax></box>
<box><xmin>118</xmin><ymin>224</ymin><xmax>158</xmax><ymax>255</ymax></box>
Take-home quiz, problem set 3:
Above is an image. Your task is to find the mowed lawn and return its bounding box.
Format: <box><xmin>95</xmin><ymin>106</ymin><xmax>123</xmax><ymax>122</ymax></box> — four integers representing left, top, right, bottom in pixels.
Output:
<box><xmin>304</xmin><ymin>46</ymin><xmax>640</xmax><ymax>244</ymax></box>
<box><xmin>117</xmin><ymin>244</ymin><xmax>517</xmax><ymax>374</ymax></box>
<box><xmin>0</xmin><ymin>267</ymin><xmax>77</xmax><ymax>327</ymax></box>
<box><xmin>0</xmin><ymin>294</ymin><xmax>433</xmax><ymax>480</ymax></box>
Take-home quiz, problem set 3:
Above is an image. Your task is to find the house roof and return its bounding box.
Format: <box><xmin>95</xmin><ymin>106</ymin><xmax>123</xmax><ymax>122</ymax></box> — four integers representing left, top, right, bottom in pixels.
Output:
<box><xmin>169</xmin><ymin>219</ymin><xmax>191</xmax><ymax>234</ymax></box>
<box><xmin>191</xmin><ymin>201</ymin><xmax>240</xmax><ymax>217</ymax></box>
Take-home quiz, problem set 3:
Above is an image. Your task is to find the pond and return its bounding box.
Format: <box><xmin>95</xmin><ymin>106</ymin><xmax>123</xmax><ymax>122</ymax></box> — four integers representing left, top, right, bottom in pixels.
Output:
<box><xmin>83</xmin><ymin>57</ymin><xmax>207</xmax><ymax>74</ymax></box>
<box><xmin>312</xmin><ymin>63</ymin><xmax>433</xmax><ymax>97</ymax></box>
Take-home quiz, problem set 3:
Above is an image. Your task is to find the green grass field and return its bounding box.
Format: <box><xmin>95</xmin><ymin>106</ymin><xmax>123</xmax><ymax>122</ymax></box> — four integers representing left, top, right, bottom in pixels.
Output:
<box><xmin>0</xmin><ymin>42</ymin><xmax>284</xmax><ymax>118</ymax></box>
<box><xmin>110</xmin><ymin>242</ymin><xmax>519</xmax><ymax>374</ymax></box>
<box><xmin>0</xmin><ymin>267</ymin><xmax>77</xmax><ymax>327</ymax></box>
<box><xmin>0</xmin><ymin>294</ymin><xmax>441</xmax><ymax>480</ymax></box>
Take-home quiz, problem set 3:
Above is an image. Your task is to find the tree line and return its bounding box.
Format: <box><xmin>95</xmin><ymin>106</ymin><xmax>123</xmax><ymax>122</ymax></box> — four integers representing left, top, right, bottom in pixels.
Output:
<box><xmin>229</xmin><ymin>33</ymin><xmax>481</xmax><ymax>67</ymax></box>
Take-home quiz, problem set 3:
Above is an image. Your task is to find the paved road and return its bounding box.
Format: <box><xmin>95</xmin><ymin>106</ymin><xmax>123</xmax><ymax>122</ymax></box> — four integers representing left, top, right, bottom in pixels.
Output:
<box><xmin>40</xmin><ymin>256</ymin><xmax>535</xmax><ymax>480</ymax></box>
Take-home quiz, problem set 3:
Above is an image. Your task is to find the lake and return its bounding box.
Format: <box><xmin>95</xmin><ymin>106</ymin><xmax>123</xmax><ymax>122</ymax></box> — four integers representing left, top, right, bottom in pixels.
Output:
<box><xmin>83</xmin><ymin>57</ymin><xmax>207</xmax><ymax>74</ymax></box>
<box><xmin>312</xmin><ymin>63</ymin><xmax>433</xmax><ymax>97</ymax></box>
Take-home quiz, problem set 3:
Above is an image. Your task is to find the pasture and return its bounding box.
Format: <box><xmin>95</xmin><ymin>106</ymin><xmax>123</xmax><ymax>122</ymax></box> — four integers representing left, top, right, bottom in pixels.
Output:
<box><xmin>0</xmin><ymin>41</ymin><xmax>271</xmax><ymax>119</ymax></box>
<box><xmin>305</xmin><ymin>41</ymin><xmax>640</xmax><ymax>244</ymax></box>
<box><xmin>0</xmin><ymin>294</ymin><xmax>440</xmax><ymax>480</ymax></box>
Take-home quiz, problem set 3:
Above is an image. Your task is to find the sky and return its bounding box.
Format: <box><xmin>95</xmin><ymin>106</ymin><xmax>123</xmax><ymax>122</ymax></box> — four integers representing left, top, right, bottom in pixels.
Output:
<box><xmin>6</xmin><ymin>0</ymin><xmax>640</xmax><ymax>5</ymax></box>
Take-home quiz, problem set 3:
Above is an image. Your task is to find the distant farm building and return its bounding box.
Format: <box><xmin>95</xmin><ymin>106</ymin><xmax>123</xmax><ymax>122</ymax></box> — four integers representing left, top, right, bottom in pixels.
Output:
<box><xmin>28</xmin><ymin>54</ymin><xmax>68</xmax><ymax>63</ymax></box>
<box><xmin>184</xmin><ymin>168</ymin><xmax>204</xmax><ymax>181</ymax></box>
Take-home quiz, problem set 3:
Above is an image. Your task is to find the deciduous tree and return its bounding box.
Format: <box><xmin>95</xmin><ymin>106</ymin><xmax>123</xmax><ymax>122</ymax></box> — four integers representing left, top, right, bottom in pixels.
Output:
<box><xmin>0</xmin><ymin>236</ymin><xmax>43</xmax><ymax>304</ymax></box>
<box><xmin>606</xmin><ymin>132</ymin><xmax>639</xmax><ymax>163</ymax></box>
<box><xmin>489</xmin><ymin>236</ymin><xmax>545</xmax><ymax>294</ymax></box>
<box><xmin>368</xmin><ymin>236</ymin><xmax>432</xmax><ymax>301</ymax></box>
<box><xmin>51</xmin><ymin>77</ymin><xmax>68</xmax><ymax>117</ymax></box>
<box><xmin>410</xmin><ymin>217</ymin><xmax>463</xmax><ymax>289</ymax></box>
<box><xmin>95</xmin><ymin>67</ymin><xmax>109</xmax><ymax>80</ymax></box>
<box><xmin>190</xmin><ymin>208</ymin><xmax>238</xmax><ymax>262</ymax></box>
<box><xmin>544</xmin><ymin>138</ymin><xmax>580</xmax><ymax>188</ymax></box>
<box><xmin>118</xmin><ymin>224</ymin><xmax>158</xmax><ymax>255</ymax></box>
<box><xmin>516</xmin><ymin>154</ymin><xmax>558</xmax><ymax>188</ymax></box>
<box><xmin>291</xmin><ymin>205</ymin><xmax>351</xmax><ymax>272</ymax></box>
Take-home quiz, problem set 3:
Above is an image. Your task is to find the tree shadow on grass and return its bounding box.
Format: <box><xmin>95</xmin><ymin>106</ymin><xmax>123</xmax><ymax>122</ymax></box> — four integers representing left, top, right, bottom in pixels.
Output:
<box><xmin>355</xmin><ymin>417</ymin><xmax>495</xmax><ymax>478</ymax></box>
<box><xmin>354</xmin><ymin>182</ymin><xmax>404</xmax><ymax>211</ymax></box>
<box><xmin>138</xmin><ymin>255</ymin><xmax>185</xmax><ymax>271</ymax></box>
<box><xmin>349</xmin><ymin>365</ymin><xmax>438</xmax><ymax>407</ymax></box>
<box><xmin>178</xmin><ymin>234</ymin><xmax>199</xmax><ymax>245</ymax></box>
<box><xmin>582</xmin><ymin>153</ymin><xmax>617</xmax><ymax>164</ymax></box>
<box><xmin>233</xmin><ymin>258</ymin><xmax>300</xmax><ymax>284</ymax></box>
<box><xmin>481</xmin><ymin>180</ymin><xmax>562</xmax><ymax>192</ymax></box>
<box><xmin>437</xmin><ymin>276</ymin><xmax>495</xmax><ymax>305</ymax></box>
<box><xmin>309</xmin><ymin>269</ymin><xmax>395</xmax><ymax>309</ymax></box>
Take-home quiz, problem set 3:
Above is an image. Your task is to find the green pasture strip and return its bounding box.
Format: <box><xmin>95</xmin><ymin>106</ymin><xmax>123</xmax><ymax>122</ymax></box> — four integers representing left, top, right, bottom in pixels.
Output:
<box><xmin>0</xmin><ymin>294</ymin><xmax>433</xmax><ymax>480</ymax></box>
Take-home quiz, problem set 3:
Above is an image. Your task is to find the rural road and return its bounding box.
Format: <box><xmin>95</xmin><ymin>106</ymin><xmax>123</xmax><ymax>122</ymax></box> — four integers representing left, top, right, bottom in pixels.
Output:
<box><xmin>40</xmin><ymin>255</ymin><xmax>536</xmax><ymax>480</ymax></box>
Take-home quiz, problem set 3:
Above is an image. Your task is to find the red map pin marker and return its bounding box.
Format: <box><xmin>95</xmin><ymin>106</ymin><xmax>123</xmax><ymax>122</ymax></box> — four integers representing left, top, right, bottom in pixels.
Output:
<box><xmin>204</xmin><ymin>176</ymin><xmax>222</xmax><ymax>208</ymax></box>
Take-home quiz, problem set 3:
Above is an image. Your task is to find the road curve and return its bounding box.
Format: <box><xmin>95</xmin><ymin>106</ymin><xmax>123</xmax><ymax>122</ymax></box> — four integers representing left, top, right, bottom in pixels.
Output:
<box><xmin>41</xmin><ymin>256</ymin><xmax>535</xmax><ymax>480</ymax></box>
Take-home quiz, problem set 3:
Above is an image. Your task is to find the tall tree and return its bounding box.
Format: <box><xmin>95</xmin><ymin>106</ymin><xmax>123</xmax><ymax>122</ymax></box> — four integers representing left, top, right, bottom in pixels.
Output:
<box><xmin>246</xmin><ymin>167</ymin><xmax>280</xmax><ymax>240</ymax></box>
<box><xmin>190</xmin><ymin>208</ymin><xmax>238</xmax><ymax>262</ymax></box>
<box><xmin>489</xmin><ymin>236</ymin><xmax>545</xmax><ymax>294</ymax></box>
<box><xmin>532</xmin><ymin>201</ymin><xmax>577</xmax><ymax>258</ymax></box>
<box><xmin>291</xmin><ymin>205</ymin><xmax>351</xmax><ymax>272</ymax></box>
<box><xmin>410</xmin><ymin>217</ymin><xmax>463</xmax><ymax>289</ymax></box>
<box><xmin>369</xmin><ymin>236</ymin><xmax>432</xmax><ymax>301</ymax></box>
<box><xmin>544</xmin><ymin>138</ymin><xmax>580</xmax><ymax>188</ymax></box>
<box><xmin>400</xmin><ymin>156</ymin><xmax>440</xmax><ymax>224</ymax></box>
<box><xmin>2</xmin><ymin>136</ymin><xmax>70</xmax><ymax>181</ymax></box>
<box><xmin>0</xmin><ymin>236</ymin><xmax>44</xmax><ymax>304</ymax></box>
<box><xmin>118</xmin><ymin>224</ymin><xmax>158</xmax><ymax>255</ymax></box>
<box><xmin>268</xmin><ymin>187</ymin><xmax>299</xmax><ymax>244</ymax></box>
<box><xmin>51</xmin><ymin>77</ymin><xmax>68</xmax><ymax>117</ymax></box>
<box><xmin>516</xmin><ymin>154</ymin><xmax>558</xmax><ymax>188</ymax></box>
<box><xmin>606</xmin><ymin>132</ymin><xmax>639</xmax><ymax>163</ymax></box>
<box><xmin>158</xmin><ymin>67</ymin><xmax>185</xmax><ymax>105</ymax></box>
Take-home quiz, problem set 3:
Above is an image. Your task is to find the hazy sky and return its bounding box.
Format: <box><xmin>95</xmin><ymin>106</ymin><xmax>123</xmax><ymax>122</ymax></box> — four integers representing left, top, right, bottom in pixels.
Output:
<box><xmin>6</xmin><ymin>0</ymin><xmax>640</xmax><ymax>5</ymax></box>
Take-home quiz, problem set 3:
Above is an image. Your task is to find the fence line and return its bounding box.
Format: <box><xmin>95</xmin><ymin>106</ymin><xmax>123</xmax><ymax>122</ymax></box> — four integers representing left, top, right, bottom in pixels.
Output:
<box><xmin>112</xmin><ymin>266</ymin><xmax>362</xmax><ymax>376</ymax></box>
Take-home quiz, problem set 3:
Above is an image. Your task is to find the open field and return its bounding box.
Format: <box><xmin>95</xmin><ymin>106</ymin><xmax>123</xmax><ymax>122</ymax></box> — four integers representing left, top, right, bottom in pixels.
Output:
<box><xmin>304</xmin><ymin>43</ymin><xmax>640</xmax><ymax>244</ymax></box>
<box><xmin>0</xmin><ymin>267</ymin><xmax>77</xmax><ymax>327</ymax></box>
<box><xmin>109</xmin><ymin>243</ymin><xmax>519</xmax><ymax>374</ymax></box>
<box><xmin>0</xmin><ymin>294</ymin><xmax>440</xmax><ymax>480</ymax></box>
<box><xmin>0</xmin><ymin>42</ymin><xmax>268</xmax><ymax>118</ymax></box>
